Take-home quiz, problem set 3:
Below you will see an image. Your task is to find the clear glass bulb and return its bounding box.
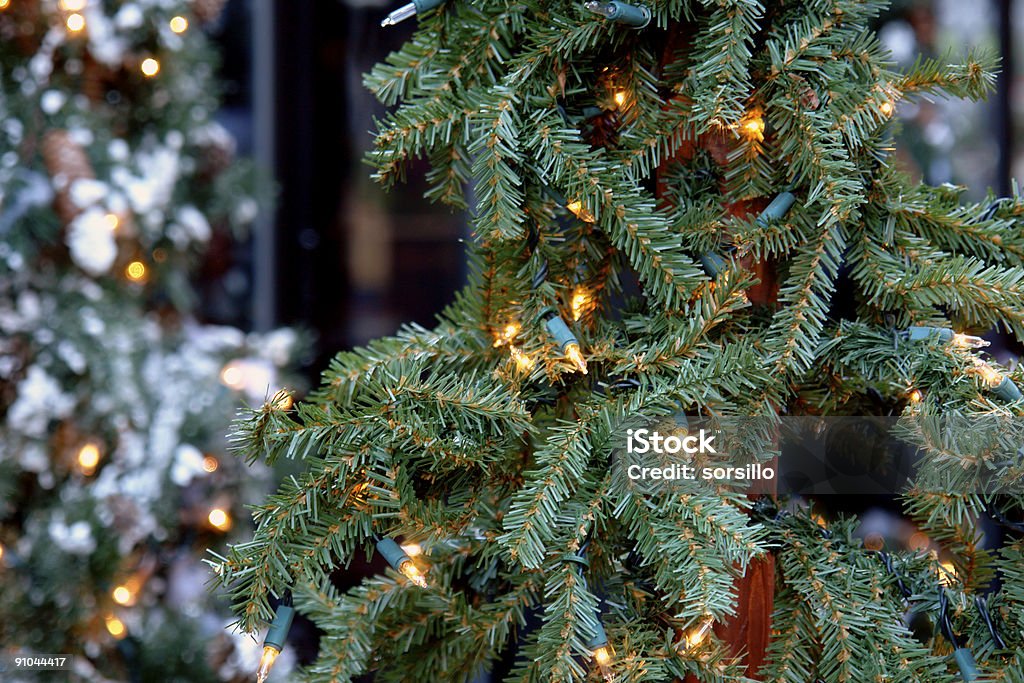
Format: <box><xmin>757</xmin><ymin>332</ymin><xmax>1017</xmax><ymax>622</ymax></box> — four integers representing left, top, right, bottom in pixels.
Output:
<box><xmin>565</xmin><ymin>343</ymin><xmax>588</xmax><ymax>375</ymax></box>
<box><xmin>585</xmin><ymin>1</ymin><xmax>617</xmax><ymax>18</ymax></box>
<box><xmin>593</xmin><ymin>647</ymin><xmax>614</xmax><ymax>681</ymax></box>
<box><xmin>381</xmin><ymin>2</ymin><xmax>417</xmax><ymax>26</ymax></box>
<box><xmin>952</xmin><ymin>333</ymin><xmax>989</xmax><ymax>349</ymax></box>
<box><xmin>398</xmin><ymin>559</ymin><xmax>428</xmax><ymax>588</ymax></box>
<box><xmin>256</xmin><ymin>646</ymin><xmax>280</xmax><ymax>683</ymax></box>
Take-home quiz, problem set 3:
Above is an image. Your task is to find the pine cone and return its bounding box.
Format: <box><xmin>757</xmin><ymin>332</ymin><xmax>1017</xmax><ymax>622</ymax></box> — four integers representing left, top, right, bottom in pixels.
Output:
<box><xmin>40</xmin><ymin>129</ymin><xmax>95</xmax><ymax>224</ymax></box>
<box><xmin>191</xmin><ymin>0</ymin><xmax>228</xmax><ymax>25</ymax></box>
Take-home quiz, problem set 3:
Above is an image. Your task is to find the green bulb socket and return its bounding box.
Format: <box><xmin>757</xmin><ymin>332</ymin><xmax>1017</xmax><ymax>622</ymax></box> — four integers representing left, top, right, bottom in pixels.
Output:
<box><xmin>699</xmin><ymin>253</ymin><xmax>726</xmax><ymax>277</ymax></box>
<box><xmin>264</xmin><ymin>604</ymin><xmax>295</xmax><ymax>652</ymax></box>
<box><xmin>907</xmin><ymin>326</ymin><xmax>952</xmax><ymax>343</ymax></box>
<box><xmin>755</xmin><ymin>191</ymin><xmax>796</xmax><ymax>227</ymax></box>
<box><xmin>414</xmin><ymin>0</ymin><xmax>443</xmax><ymax>12</ymax></box>
<box><xmin>604</xmin><ymin>2</ymin><xmax>651</xmax><ymax>27</ymax></box>
<box><xmin>587</xmin><ymin>619</ymin><xmax>610</xmax><ymax>649</ymax></box>
<box><xmin>953</xmin><ymin>648</ymin><xmax>979</xmax><ymax>682</ymax></box>
<box><xmin>992</xmin><ymin>376</ymin><xmax>1022</xmax><ymax>402</ymax></box>
<box><xmin>376</xmin><ymin>537</ymin><xmax>412</xmax><ymax>572</ymax></box>
<box><xmin>544</xmin><ymin>315</ymin><xmax>579</xmax><ymax>352</ymax></box>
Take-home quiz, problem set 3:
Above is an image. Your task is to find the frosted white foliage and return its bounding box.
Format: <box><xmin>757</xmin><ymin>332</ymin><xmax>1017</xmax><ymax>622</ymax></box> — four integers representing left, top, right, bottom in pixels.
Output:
<box><xmin>69</xmin><ymin>178</ymin><xmax>109</xmax><ymax>209</ymax></box>
<box><xmin>175</xmin><ymin>205</ymin><xmax>211</xmax><ymax>242</ymax></box>
<box><xmin>171</xmin><ymin>444</ymin><xmax>208</xmax><ymax>486</ymax></box>
<box><xmin>48</xmin><ymin>516</ymin><xmax>96</xmax><ymax>556</ymax></box>
<box><xmin>113</xmin><ymin>3</ymin><xmax>145</xmax><ymax>30</ymax></box>
<box><xmin>66</xmin><ymin>207</ymin><xmax>118</xmax><ymax>276</ymax></box>
<box><xmin>40</xmin><ymin>90</ymin><xmax>66</xmax><ymax>115</ymax></box>
<box><xmin>8</xmin><ymin>366</ymin><xmax>74</xmax><ymax>438</ymax></box>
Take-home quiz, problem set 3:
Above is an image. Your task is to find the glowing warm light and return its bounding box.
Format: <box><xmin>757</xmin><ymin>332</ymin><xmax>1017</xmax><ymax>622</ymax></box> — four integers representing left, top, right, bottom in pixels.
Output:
<box><xmin>256</xmin><ymin>645</ymin><xmax>281</xmax><ymax>683</ymax></box>
<box><xmin>593</xmin><ymin>646</ymin><xmax>614</xmax><ymax>681</ymax></box>
<box><xmin>65</xmin><ymin>13</ymin><xmax>85</xmax><ymax>32</ymax></box>
<box><xmin>273</xmin><ymin>391</ymin><xmax>294</xmax><ymax>411</ymax></box>
<box><xmin>864</xmin><ymin>533</ymin><xmax>885</xmax><ymax>551</ymax></box>
<box><xmin>78</xmin><ymin>443</ymin><xmax>101</xmax><ymax>474</ymax></box>
<box><xmin>952</xmin><ymin>333</ymin><xmax>989</xmax><ymax>349</ymax></box>
<box><xmin>60</xmin><ymin>0</ymin><xmax>86</xmax><ymax>9</ymax></box>
<box><xmin>105</xmin><ymin>614</ymin><xmax>127</xmax><ymax>639</ymax></box>
<box><xmin>684</xmin><ymin>619</ymin><xmax>714</xmax><ymax>650</ymax></box>
<box><xmin>565</xmin><ymin>343</ymin><xmax>588</xmax><ymax>375</ymax></box>
<box><xmin>202</xmin><ymin>455</ymin><xmax>219</xmax><ymax>473</ymax></box>
<box><xmin>220</xmin><ymin>363</ymin><xmax>243</xmax><ymax>388</ymax></box>
<box><xmin>571</xmin><ymin>286</ymin><xmax>592</xmax><ymax>322</ymax></box>
<box><xmin>103</xmin><ymin>213</ymin><xmax>119</xmax><ymax>231</ymax></box>
<box><xmin>879</xmin><ymin>101</ymin><xmax>894</xmax><ymax>117</ymax></box>
<box><xmin>140</xmin><ymin>58</ymin><xmax>161</xmax><ymax>77</ymax></box>
<box><xmin>613</xmin><ymin>91</ymin><xmax>626</xmax><ymax>107</ymax></box>
<box><xmin>0</xmin><ymin>1</ymin><xmax>10</xmax><ymax>11</ymax></box>
<box><xmin>973</xmin><ymin>362</ymin><xmax>1004</xmax><ymax>389</ymax></box>
<box><xmin>208</xmin><ymin>508</ymin><xmax>232</xmax><ymax>532</ymax></box>
<box><xmin>566</xmin><ymin>200</ymin><xmax>595</xmax><ymax>223</ymax></box>
<box><xmin>493</xmin><ymin>322</ymin><xmax>520</xmax><ymax>347</ymax></box>
<box><xmin>169</xmin><ymin>15</ymin><xmax>188</xmax><ymax>33</ymax></box>
<box><xmin>112</xmin><ymin>585</ymin><xmax>133</xmax><ymax>606</ymax></box>
<box><xmin>398</xmin><ymin>559</ymin><xmax>428</xmax><ymax>588</ymax></box>
<box><xmin>737</xmin><ymin>109</ymin><xmax>765</xmax><ymax>141</ymax></box>
<box><xmin>811</xmin><ymin>514</ymin><xmax>827</xmax><ymax>528</ymax></box>
<box><xmin>938</xmin><ymin>561</ymin><xmax>958</xmax><ymax>587</ymax></box>
<box><xmin>0</xmin><ymin>543</ymin><xmax>5</xmax><ymax>563</ymax></box>
<box><xmin>125</xmin><ymin>260</ymin><xmax>147</xmax><ymax>281</ymax></box>
<box><xmin>509</xmin><ymin>345</ymin><xmax>535</xmax><ymax>372</ymax></box>
<box><xmin>907</xmin><ymin>389</ymin><xmax>923</xmax><ymax>404</ymax></box>
<box><xmin>401</xmin><ymin>543</ymin><xmax>423</xmax><ymax>557</ymax></box>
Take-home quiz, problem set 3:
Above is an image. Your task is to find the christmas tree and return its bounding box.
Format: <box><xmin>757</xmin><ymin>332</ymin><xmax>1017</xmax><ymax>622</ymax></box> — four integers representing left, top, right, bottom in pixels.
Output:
<box><xmin>215</xmin><ymin>1</ymin><xmax>1024</xmax><ymax>682</ymax></box>
<box><xmin>0</xmin><ymin>1</ymin><xmax>299</xmax><ymax>680</ymax></box>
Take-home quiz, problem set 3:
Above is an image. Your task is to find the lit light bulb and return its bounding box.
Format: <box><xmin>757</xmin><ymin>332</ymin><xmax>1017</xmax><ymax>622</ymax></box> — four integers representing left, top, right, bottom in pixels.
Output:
<box><xmin>737</xmin><ymin>109</ymin><xmax>765</xmax><ymax>141</ymax></box>
<box><xmin>951</xmin><ymin>333</ymin><xmax>989</xmax><ymax>349</ymax></box>
<box><xmin>879</xmin><ymin>100</ymin><xmax>894</xmax><ymax>117</ymax></box>
<box><xmin>566</xmin><ymin>199</ymin><xmax>595</xmax><ymax>223</ymax></box>
<box><xmin>202</xmin><ymin>455</ymin><xmax>219</xmax><ymax>473</ymax></box>
<box><xmin>613</xmin><ymin>91</ymin><xmax>626</xmax><ymax>107</ymax></box>
<box><xmin>140</xmin><ymin>58</ymin><xmax>161</xmax><ymax>77</ymax></box>
<box><xmin>509</xmin><ymin>345</ymin><xmax>535</xmax><ymax>372</ymax></box>
<box><xmin>973</xmin><ymin>363</ymin><xmax>1004</xmax><ymax>389</ymax></box>
<box><xmin>65</xmin><ymin>12</ymin><xmax>85</xmax><ymax>32</ymax></box>
<box><xmin>0</xmin><ymin>1</ymin><xmax>10</xmax><ymax>11</ymax></box>
<box><xmin>938</xmin><ymin>561</ymin><xmax>958</xmax><ymax>587</ymax></box>
<box><xmin>401</xmin><ymin>543</ymin><xmax>423</xmax><ymax>557</ymax></box>
<box><xmin>256</xmin><ymin>645</ymin><xmax>280</xmax><ymax>683</ymax></box>
<box><xmin>564</xmin><ymin>343</ymin><xmax>588</xmax><ymax>375</ymax></box>
<box><xmin>593</xmin><ymin>646</ymin><xmax>615</xmax><ymax>681</ymax></box>
<box><xmin>59</xmin><ymin>0</ymin><xmax>85</xmax><ymax>10</ymax></box>
<box><xmin>494</xmin><ymin>322</ymin><xmax>520</xmax><ymax>347</ymax></box>
<box><xmin>105</xmin><ymin>614</ymin><xmax>127</xmax><ymax>639</ymax></box>
<box><xmin>208</xmin><ymin>508</ymin><xmax>232</xmax><ymax>531</ymax></box>
<box><xmin>78</xmin><ymin>442</ymin><xmax>101</xmax><ymax>475</ymax></box>
<box><xmin>398</xmin><ymin>559</ymin><xmax>428</xmax><ymax>588</ymax></box>
<box><xmin>571</xmin><ymin>286</ymin><xmax>591</xmax><ymax>321</ymax></box>
<box><xmin>112</xmin><ymin>585</ymin><xmax>133</xmax><ymax>606</ymax></box>
<box><xmin>907</xmin><ymin>389</ymin><xmax>923</xmax><ymax>404</ymax></box>
<box><xmin>104</xmin><ymin>213</ymin><xmax>119</xmax><ymax>231</ymax></box>
<box><xmin>273</xmin><ymin>391</ymin><xmax>294</xmax><ymax>411</ymax></box>
<box><xmin>0</xmin><ymin>543</ymin><xmax>5</xmax><ymax>563</ymax></box>
<box><xmin>683</xmin><ymin>619</ymin><xmax>714</xmax><ymax>650</ymax></box>
<box><xmin>125</xmin><ymin>260</ymin><xmax>147</xmax><ymax>282</ymax></box>
<box><xmin>169</xmin><ymin>15</ymin><xmax>188</xmax><ymax>33</ymax></box>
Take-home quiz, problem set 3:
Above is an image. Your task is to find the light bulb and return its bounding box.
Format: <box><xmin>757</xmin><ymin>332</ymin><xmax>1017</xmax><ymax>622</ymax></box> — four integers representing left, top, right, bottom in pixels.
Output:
<box><xmin>613</xmin><ymin>91</ymin><xmax>626</xmax><ymax>107</ymax></box>
<box><xmin>169</xmin><ymin>15</ymin><xmax>188</xmax><ymax>33</ymax></box>
<box><xmin>105</xmin><ymin>614</ymin><xmax>127</xmax><ymax>639</ymax></box>
<box><xmin>493</xmin><ymin>322</ymin><xmax>520</xmax><ymax>347</ymax></box>
<box><xmin>65</xmin><ymin>12</ymin><xmax>85</xmax><ymax>32</ymax></box>
<box><xmin>737</xmin><ymin>110</ymin><xmax>765</xmax><ymax>141</ymax></box>
<box><xmin>256</xmin><ymin>645</ymin><xmax>280</xmax><ymax>683</ymax></box>
<box><xmin>509</xmin><ymin>345</ymin><xmax>535</xmax><ymax>372</ymax></box>
<box><xmin>78</xmin><ymin>443</ymin><xmax>101</xmax><ymax>474</ymax></box>
<box><xmin>951</xmin><ymin>333</ymin><xmax>989</xmax><ymax>349</ymax></box>
<box><xmin>104</xmin><ymin>213</ymin><xmax>119</xmax><ymax>231</ymax></box>
<box><xmin>684</xmin><ymin>619</ymin><xmax>714</xmax><ymax>650</ymax></box>
<box><xmin>974</xmin><ymin>363</ymin><xmax>1003</xmax><ymax>389</ymax></box>
<box><xmin>571</xmin><ymin>286</ymin><xmax>591</xmax><ymax>321</ymax></box>
<box><xmin>879</xmin><ymin>101</ymin><xmax>894</xmax><ymax>116</ymax></box>
<box><xmin>125</xmin><ymin>260</ymin><xmax>147</xmax><ymax>281</ymax></box>
<box><xmin>593</xmin><ymin>646</ymin><xmax>614</xmax><ymax>681</ymax></box>
<box><xmin>564</xmin><ymin>343</ymin><xmax>588</xmax><ymax>375</ymax></box>
<box><xmin>398</xmin><ymin>559</ymin><xmax>428</xmax><ymax>588</ymax></box>
<box><xmin>907</xmin><ymin>389</ymin><xmax>923</xmax><ymax>404</ymax></box>
<box><xmin>0</xmin><ymin>1</ymin><xmax>10</xmax><ymax>11</ymax></box>
<box><xmin>381</xmin><ymin>2</ymin><xmax>417</xmax><ymax>26</ymax></box>
<box><xmin>0</xmin><ymin>543</ymin><xmax>5</xmax><ymax>563</ymax></box>
<box><xmin>208</xmin><ymin>508</ymin><xmax>232</xmax><ymax>531</ymax></box>
<box><xmin>60</xmin><ymin>0</ymin><xmax>85</xmax><ymax>9</ymax></box>
<box><xmin>112</xmin><ymin>585</ymin><xmax>133</xmax><ymax>606</ymax></box>
<box><xmin>202</xmin><ymin>455</ymin><xmax>219</xmax><ymax>473</ymax></box>
<box><xmin>938</xmin><ymin>561</ymin><xmax>958</xmax><ymax>587</ymax></box>
<box><xmin>140</xmin><ymin>58</ymin><xmax>160</xmax><ymax>77</ymax></box>
<box><xmin>401</xmin><ymin>543</ymin><xmax>423</xmax><ymax>557</ymax></box>
<box><xmin>566</xmin><ymin>199</ymin><xmax>595</xmax><ymax>223</ymax></box>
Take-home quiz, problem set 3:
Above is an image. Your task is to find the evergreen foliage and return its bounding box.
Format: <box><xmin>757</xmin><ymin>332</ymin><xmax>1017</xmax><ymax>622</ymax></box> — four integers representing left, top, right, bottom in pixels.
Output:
<box><xmin>217</xmin><ymin>1</ymin><xmax>1024</xmax><ymax>681</ymax></box>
